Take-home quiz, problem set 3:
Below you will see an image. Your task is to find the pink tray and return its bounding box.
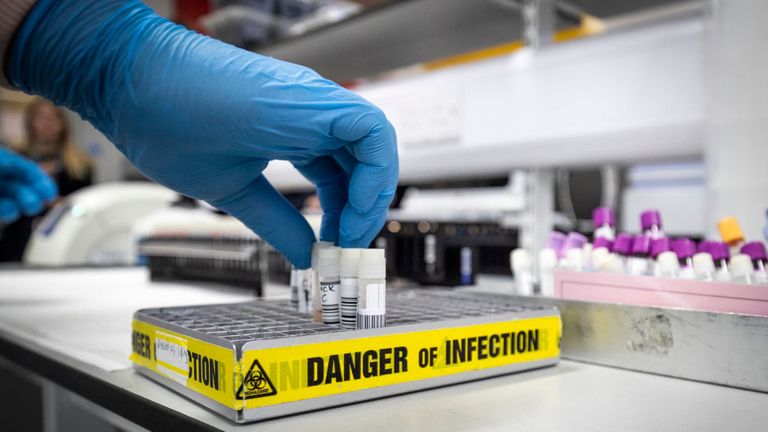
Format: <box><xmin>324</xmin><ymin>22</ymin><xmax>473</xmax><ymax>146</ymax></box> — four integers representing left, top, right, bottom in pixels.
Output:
<box><xmin>554</xmin><ymin>270</ymin><xmax>768</xmax><ymax>316</ymax></box>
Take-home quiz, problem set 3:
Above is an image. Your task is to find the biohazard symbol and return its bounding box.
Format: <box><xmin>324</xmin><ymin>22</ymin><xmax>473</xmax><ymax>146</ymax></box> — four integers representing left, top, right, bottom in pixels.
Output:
<box><xmin>236</xmin><ymin>359</ymin><xmax>277</xmax><ymax>399</ymax></box>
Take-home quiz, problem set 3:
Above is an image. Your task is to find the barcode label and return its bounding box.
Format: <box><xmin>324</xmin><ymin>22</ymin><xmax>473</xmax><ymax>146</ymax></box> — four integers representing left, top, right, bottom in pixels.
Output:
<box><xmin>340</xmin><ymin>278</ymin><xmax>358</xmax><ymax>329</ymax></box>
<box><xmin>357</xmin><ymin>313</ymin><xmax>386</xmax><ymax>329</ymax></box>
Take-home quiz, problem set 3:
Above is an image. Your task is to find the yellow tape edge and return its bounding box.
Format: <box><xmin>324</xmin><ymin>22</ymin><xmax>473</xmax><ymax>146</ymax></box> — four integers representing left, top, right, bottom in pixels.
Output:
<box><xmin>423</xmin><ymin>14</ymin><xmax>605</xmax><ymax>72</ymax></box>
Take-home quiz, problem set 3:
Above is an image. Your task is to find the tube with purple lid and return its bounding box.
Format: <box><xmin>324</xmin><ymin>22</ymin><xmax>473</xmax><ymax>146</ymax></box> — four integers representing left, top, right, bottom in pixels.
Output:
<box><xmin>640</xmin><ymin>209</ymin><xmax>664</xmax><ymax>240</ymax></box>
<box><xmin>560</xmin><ymin>232</ymin><xmax>588</xmax><ymax>270</ymax></box>
<box><xmin>627</xmin><ymin>234</ymin><xmax>652</xmax><ymax>275</ymax></box>
<box><xmin>741</xmin><ymin>242</ymin><xmax>768</xmax><ymax>285</ymax></box>
<box><xmin>672</xmin><ymin>238</ymin><xmax>697</xmax><ymax>279</ymax></box>
<box><xmin>593</xmin><ymin>207</ymin><xmax>615</xmax><ymax>241</ymax></box>
<box><xmin>649</xmin><ymin>238</ymin><xmax>672</xmax><ymax>277</ymax></box>
<box><xmin>709</xmin><ymin>241</ymin><xmax>732</xmax><ymax>282</ymax></box>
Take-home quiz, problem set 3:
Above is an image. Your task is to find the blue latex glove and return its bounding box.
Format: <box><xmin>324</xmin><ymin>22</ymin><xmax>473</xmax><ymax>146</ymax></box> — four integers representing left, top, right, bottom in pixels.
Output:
<box><xmin>0</xmin><ymin>147</ymin><xmax>57</xmax><ymax>223</ymax></box>
<box><xmin>10</xmin><ymin>0</ymin><xmax>398</xmax><ymax>268</ymax></box>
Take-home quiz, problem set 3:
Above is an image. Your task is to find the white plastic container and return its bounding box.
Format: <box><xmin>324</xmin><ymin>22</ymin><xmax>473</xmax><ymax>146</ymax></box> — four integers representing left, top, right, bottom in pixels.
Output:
<box><xmin>538</xmin><ymin>249</ymin><xmax>557</xmax><ymax>296</ymax></box>
<box><xmin>510</xmin><ymin>249</ymin><xmax>533</xmax><ymax>296</ymax></box>
<box><xmin>692</xmin><ymin>253</ymin><xmax>716</xmax><ymax>281</ymax></box>
<box><xmin>317</xmin><ymin>247</ymin><xmax>341</xmax><ymax>324</ymax></box>
<box><xmin>357</xmin><ymin>249</ymin><xmax>386</xmax><ymax>329</ymax></box>
<box><xmin>340</xmin><ymin>248</ymin><xmax>363</xmax><ymax>329</ymax></box>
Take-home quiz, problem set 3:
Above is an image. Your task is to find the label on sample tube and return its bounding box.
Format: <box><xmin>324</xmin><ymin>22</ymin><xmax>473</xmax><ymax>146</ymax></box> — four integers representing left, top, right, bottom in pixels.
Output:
<box><xmin>320</xmin><ymin>279</ymin><xmax>340</xmax><ymax>324</ymax></box>
<box><xmin>340</xmin><ymin>277</ymin><xmax>358</xmax><ymax>329</ymax></box>
<box><xmin>358</xmin><ymin>282</ymin><xmax>385</xmax><ymax>329</ymax></box>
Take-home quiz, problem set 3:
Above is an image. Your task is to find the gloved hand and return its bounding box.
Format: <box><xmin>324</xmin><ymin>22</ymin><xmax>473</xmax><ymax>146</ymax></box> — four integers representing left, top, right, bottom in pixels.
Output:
<box><xmin>0</xmin><ymin>147</ymin><xmax>57</xmax><ymax>223</ymax></box>
<box><xmin>10</xmin><ymin>0</ymin><xmax>398</xmax><ymax>268</ymax></box>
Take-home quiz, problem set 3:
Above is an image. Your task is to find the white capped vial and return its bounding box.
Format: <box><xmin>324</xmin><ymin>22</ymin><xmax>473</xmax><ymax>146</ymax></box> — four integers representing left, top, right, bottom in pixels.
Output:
<box><xmin>357</xmin><ymin>249</ymin><xmax>386</xmax><ymax>329</ymax></box>
<box><xmin>317</xmin><ymin>247</ymin><xmax>341</xmax><ymax>324</ymax></box>
<box><xmin>289</xmin><ymin>267</ymin><xmax>298</xmax><ymax>309</ymax></box>
<box><xmin>297</xmin><ymin>268</ymin><xmax>312</xmax><ymax>314</ymax></box>
<box><xmin>311</xmin><ymin>241</ymin><xmax>333</xmax><ymax>322</ymax></box>
<box><xmin>340</xmin><ymin>248</ymin><xmax>363</xmax><ymax>329</ymax></box>
<box><xmin>692</xmin><ymin>252</ymin><xmax>715</xmax><ymax>281</ymax></box>
<box><xmin>729</xmin><ymin>254</ymin><xmax>755</xmax><ymax>284</ymax></box>
<box><xmin>538</xmin><ymin>248</ymin><xmax>557</xmax><ymax>296</ymax></box>
<box><xmin>511</xmin><ymin>249</ymin><xmax>533</xmax><ymax>296</ymax></box>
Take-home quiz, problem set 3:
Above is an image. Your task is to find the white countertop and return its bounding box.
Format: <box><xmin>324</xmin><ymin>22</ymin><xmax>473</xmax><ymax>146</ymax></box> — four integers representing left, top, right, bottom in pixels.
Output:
<box><xmin>1</xmin><ymin>267</ymin><xmax>767</xmax><ymax>431</ymax></box>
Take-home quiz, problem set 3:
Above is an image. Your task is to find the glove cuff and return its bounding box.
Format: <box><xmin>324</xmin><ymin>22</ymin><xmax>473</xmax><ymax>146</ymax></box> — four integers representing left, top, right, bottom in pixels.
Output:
<box><xmin>0</xmin><ymin>0</ymin><xmax>37</xmax><ymax>88</ymax></box>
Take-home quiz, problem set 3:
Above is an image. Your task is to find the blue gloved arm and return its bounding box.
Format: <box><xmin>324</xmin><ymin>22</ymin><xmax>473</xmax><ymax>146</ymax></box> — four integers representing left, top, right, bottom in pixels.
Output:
<box><xmin>0</xmin><ymin>147</ymin><xmax>57</xmax><ymax>223</ymax></box>
<box><xmin>9</xmin><ymin>0</ymin><xmax>398</xmax><ymax>268</ymax></box>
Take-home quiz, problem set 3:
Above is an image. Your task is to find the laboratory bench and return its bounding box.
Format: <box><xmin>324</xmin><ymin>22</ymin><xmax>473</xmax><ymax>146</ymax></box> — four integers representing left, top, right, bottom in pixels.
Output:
<box><xmin>1</xmin><ymin>267</ymin><xmax>767</xmax><ymax>431</ymax></box>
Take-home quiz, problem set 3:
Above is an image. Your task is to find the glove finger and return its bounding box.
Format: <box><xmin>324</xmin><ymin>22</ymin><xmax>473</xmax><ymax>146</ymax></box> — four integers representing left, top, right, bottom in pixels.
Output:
<box><xmin>0</xmin><ymin>197</ymin><xmax>21</xmax><ymax>223</ymax></box>
<box><xmin>0</xmin><ymin>180</ymin><xmax>45</xmax><ymax>216</ymax></box>
<box><xmin>292</xmin><ymin>156</ymin><xmax>349</xmax><ymax>244</ymax></box>
<box><xmin>206</xmin><ymin>175</ymin><xmax>315</xmax><ymax>269</ymax></box>
<box><xmin>339</xmin><ymin>192</ymin><xmax>393</xmax><ymax>248</ymax></box>
<box><xmin>331</xmin><ymin>110</ymin><xmax>398</xmax><ymax>213</ymax></box>
<box><xmin>0</xmin><ymin>150</ymin><xmax>57</xmax><ymax>201</ymax></box>
<box><xmin>331</xmin><ymin>146</ymin><xmax>356</xmax><ymax>174</ymax></box>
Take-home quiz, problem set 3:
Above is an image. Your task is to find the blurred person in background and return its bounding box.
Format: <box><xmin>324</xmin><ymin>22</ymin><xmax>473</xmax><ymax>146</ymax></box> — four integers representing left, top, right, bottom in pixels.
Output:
<box><xmin>0</xmin><ymin>98</ymin><xmax>93</xmax><ymax>262</ymax></box>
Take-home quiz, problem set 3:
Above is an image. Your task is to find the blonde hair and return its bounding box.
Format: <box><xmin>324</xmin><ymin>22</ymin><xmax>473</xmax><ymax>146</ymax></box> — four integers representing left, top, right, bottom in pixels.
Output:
<box><xmin>18</xmin><ymin>98</ymin><xmax>92</xmax><ymax>180</ymax></box>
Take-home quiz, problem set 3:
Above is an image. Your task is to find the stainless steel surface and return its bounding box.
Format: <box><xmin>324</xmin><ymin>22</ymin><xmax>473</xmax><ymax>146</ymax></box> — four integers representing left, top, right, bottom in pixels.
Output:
<box><xmin>499</xmin><ymin>293</ymin><xmax>768</xmax><ymax>393</ymax></box>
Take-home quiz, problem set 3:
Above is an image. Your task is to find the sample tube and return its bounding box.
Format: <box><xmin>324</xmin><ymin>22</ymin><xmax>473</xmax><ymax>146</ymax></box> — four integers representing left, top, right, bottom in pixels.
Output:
<box><xmin>591</xmin><ymin>237</ymin><xmax>614</xmax><ymax>272</ymax></box>
<box><xmin>511</xmin><ymin>249</ymin><xmax>534</xmax><ymax>295</ymax></box>
<box><xmin>692</xmin><ymin>252</ymin><xmax>716</xmax><ymax>281</ymax></box>
<box><xmin>357</xmin><ymin>249</ymin><xmax>386</xmax><ymax>329</ymax></box>
<box><xmin>640</xmin><ymin>209</ymin><xmax>664</xmax><ymax>240</ymax></box>
<box><xmin>592</xmin><ymin>207</ymin><xmax>616</xmax><ymax>241</ymax></box>
<box><xmin>311</xmin><ymin>241</ymin><xmax>334</xmax><ymax>322</ymax></box>
<box><xmin>538</xmin><ymin>248</ymin><xmax>558</xmax><ymax>296</ymax></box>
<box><xmin>729</xmin><ymin>254</ymin><xmax>755</xmax><ymax>284</ymax></box>
<box><xmin>289</xmin><ymin>267</ymin><xmax>299</xmax><ymax>309</ymax></box>
<box><xmin>546</xmin><ymin>231</ymin><xmax>567</xmax><ymax>259</ymax></box>
<box><xmin>613</xmin><ymin>233</ymin><xmax>634</xmax><ymax>273</ymax></box>
<box><xmin>656</xmin><ymin>251</ymin><xmax>680</xmax><ymax>278</ymax></box>
<box><xmin>741</xmin><ymin>242</ymin><xmax>768</xmax><ymax>285</ymax></box>
<box><xmin>672</xmin><ymin>238</ymin><xmax>697</xmax><ymax>279</ymax></box>
<box><xmin>297</xmin><ymin>268</ymin><xmax>312</xmax><ymax>314</ymax></box>
<box><xmin>650</xmin><ymin>238</ymin><xmax>672</xmax><ymax>277</ymax></box>
<box><xmin>559</xmin><ymin>232</ymin><xmax>587</xmax><ymax>268</ymax></box>
<box><xmin>710</xmin><ymin>241</ymin><xmax>732</xmax><ymax>282</ymax></box>
<box><xmin>460</xmin><ymin>247</ymin><xmax>473</xmax><ymax>285</ymax></box>
<box><xmin>718</xmin><ymin>216</ymin><xmax>745</xmax><ymax>256</ymax></box>
<box><xmin>340</xmin><ymin>248</ymin><xmax>363</xmax><ymax>329</ymax></box>
<box><xmin>317</xmin><ymin>247</ymin><xmax>341</xmax><ymax>324</ymax></box>
<box><xmin>627</xmin><ymin>235</ymin><xmax>651</xmax><ymax>276</ymax></box>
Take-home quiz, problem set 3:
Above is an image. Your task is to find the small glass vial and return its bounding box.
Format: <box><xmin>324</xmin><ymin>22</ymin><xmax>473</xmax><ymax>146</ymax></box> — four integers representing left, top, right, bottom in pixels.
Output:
<box><xmin>640</xmin><ymin>209</ymin><xmax>664</xmax><ymax>240</ymax></box>
<box><xmin>357</xmin><ymin>249</ymin><xmax>386</xmax><ymax>329</ymax></box>
<box><xmin>672</xmin><ymin>238</ymin><xmax>697</xmax><ymax>279</ymax></box>
<box><xmin>340</xmin><ymin>248</ymin><xmax>363</xmax><ymax>329</ymax></box>
<box><xmin>710</xmin><ymin>241</ymin><xmax>732</xmax><ymax>282</ymax></box>
<box><xmin>289</xmin><ymin>267</ymin><xmax>299</xmax><ymax>310</ymax></box>
<box><xmin>741</xmin><ymin>242</ymin><xmax>768</xmax><ymax>285</ymax></box>
<box><xmin>729</xmin><ymin>254</ymin><xmax>755</xmax><ymax>284</ymax></box>
<box><xmin>718</xmin><ymin>216</ymin><xmax>745</xmax><ymax>256</ymax></box>
<box><xmin>649</xmin><ymin>238</ymin><xmax>672</xmax><ymax>277</ymax></box>
<box><xmin>692</xmin><ymin>252</ymin><xmax>716</xmax><ymax>281</ymax></box>
<box><xmin>626</xmin><ymin>235</ymin><xmax>651</xmax><ymax>276</ymax></box>
<box><xmin>511</xmin><ymin>249</ymin><xmax>533</xmax><ymax>296</ymax></box>
<box><xmin>613</xmin><ymin>233</ymin><xmax>634</xmax><ymax>273</ymax></box>
<box><xmin>311</xmin><ymin>241</ymin><xmax>333</xmax><ymax>322</ymax></box>
<box><xmin>297</xmin><ymin>268</ymin><xmax>312</xmax><ymax>314</ymax></box>
<box><xmin>592</xmin><ymin>207</ymin><xmax>616</xmax><ymax>241</ymax></box>
<box><xmin>317</xmin><ymin>247</ymin><xmax>341</xmax><ymax>324</ymax></box>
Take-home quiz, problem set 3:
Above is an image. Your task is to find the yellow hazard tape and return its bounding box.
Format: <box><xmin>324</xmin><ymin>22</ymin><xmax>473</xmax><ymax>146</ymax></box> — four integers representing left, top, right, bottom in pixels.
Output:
<box><xmin>131</xmin><ymin>320</ymin><xmax>237</xmax><ymax>409</ymax></box>
<box><xmin>131</xmin><ymin>316</ymin><xmax>560</xmax><ymax>411</ymax></box>
<box><xmin>239</xmin><ymin>316</ymin><xmax>560</xmax><ymax>409</ymax></box>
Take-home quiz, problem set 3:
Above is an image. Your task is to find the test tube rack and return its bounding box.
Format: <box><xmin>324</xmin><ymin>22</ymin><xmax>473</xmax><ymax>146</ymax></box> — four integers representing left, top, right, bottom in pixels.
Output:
<box><xmin>131</xmin><ymin>290</ymin><xmax>561</xmax><ymax>423</ymax></box>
